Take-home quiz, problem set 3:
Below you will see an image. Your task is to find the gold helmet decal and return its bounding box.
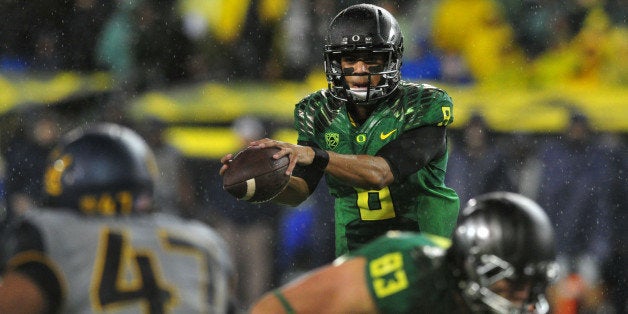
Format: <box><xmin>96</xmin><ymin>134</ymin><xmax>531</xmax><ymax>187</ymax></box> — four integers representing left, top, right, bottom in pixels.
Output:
<box><xmin>44</xmin><ymin>154</ymin><xmax>73</xmax><ymax>196</ymax></box>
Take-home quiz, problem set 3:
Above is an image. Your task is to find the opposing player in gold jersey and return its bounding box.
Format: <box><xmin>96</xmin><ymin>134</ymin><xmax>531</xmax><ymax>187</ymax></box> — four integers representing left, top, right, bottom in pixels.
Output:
<box><xmin>0</xmin><ymin>123</ymin><xmax>235</xmax><ymax>313</ymax></box>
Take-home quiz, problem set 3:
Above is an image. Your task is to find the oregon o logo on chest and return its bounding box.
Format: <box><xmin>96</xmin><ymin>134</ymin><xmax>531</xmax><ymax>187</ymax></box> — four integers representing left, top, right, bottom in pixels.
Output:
<box><xmin>352</xmin><ymin>35</ymin><xmax>360</xmax><ymax>42</ymax></box>
<box><xmin>356</xmin><ymin>134</ymin><xmax>367</xmax><ymax>143</ymax></box>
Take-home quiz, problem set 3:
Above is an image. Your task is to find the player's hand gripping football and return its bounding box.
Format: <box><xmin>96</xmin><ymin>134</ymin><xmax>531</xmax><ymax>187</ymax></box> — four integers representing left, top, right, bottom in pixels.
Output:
<box><xmin>219</xmin><ymin>138</ymin><xmax>314</xmax><ymax>176</ymax></box>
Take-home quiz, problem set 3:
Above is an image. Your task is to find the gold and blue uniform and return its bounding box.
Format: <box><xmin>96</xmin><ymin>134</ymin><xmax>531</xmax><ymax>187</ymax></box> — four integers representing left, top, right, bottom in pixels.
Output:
<box><xmin>0</xmin><ymin>208</ymin><xmax>234</xmax><ymax>313</ymax></box>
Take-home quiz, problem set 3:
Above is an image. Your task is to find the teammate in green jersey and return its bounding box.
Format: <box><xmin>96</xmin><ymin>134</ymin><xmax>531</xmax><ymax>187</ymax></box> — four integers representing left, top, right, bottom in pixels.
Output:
<box><xmin>220</xmin><ymin>3</ymin><xmax>460</xmax><ymax>256</ymax></box>
<box><xmin>251</xmin><ymin>192</ymin><xmax>559</xmax><ymax>314</ymax></box>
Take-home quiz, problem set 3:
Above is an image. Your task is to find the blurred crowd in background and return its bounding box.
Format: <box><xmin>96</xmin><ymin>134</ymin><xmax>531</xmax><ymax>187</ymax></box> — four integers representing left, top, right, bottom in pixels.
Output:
<box><xmin>0</xmin><ymin>0</ymin><xmax>626</xmax><ymax>312</ymax></box>
<box><xmin>1</xmin><ymin>0</ymin><xmax>626</xmax><ymax>88</ymax></box>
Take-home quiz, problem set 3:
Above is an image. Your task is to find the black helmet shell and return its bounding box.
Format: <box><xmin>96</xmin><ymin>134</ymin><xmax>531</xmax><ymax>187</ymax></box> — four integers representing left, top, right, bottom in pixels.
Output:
<box><xmin>324</xmin><ymin>4</ymin><xmax>403</xmax><ymax>52</ymax></box>
<box><xmin>449</xmin><ymin>192</ymin><xmax>558</xmax><ymax>313</ymax></box>
<box><xmin>452</xmin><ymin>192</ymin><xmax>556</xmax><ymax>276</ymax></box>
<box><xmin>324</xmin><ymin>4</ymin><xmax>404</xmax><ymax>104</ymax></box>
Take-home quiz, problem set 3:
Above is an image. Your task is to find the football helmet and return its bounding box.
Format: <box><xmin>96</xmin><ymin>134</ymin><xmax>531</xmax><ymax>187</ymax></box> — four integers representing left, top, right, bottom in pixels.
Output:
<box><xmin>43</xmin><ymin>123</ymin><xmax>158</xmax><ymax>214</ymax></box>
<box><xmin>324</xmin><ymin>4</ymin><xmax>403</xmax><ymax>105</ymax></box>
<box><xmin>448</xmin><ymin>192</ymin><xmax>558</xmax><ymax>314</ymax></box>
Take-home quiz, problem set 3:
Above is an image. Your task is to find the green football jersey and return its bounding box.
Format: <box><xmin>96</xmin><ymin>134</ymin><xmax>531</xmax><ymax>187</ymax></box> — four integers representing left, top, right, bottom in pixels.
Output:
<box><xmin>348</xmin><ymin>232</ymin><xmax>468</xmax><ymax>314</ymax></box>
<box><xmin>294</xmin><ymin>82</ymin><xmax>460</xmax><ymax>256</ymax></box>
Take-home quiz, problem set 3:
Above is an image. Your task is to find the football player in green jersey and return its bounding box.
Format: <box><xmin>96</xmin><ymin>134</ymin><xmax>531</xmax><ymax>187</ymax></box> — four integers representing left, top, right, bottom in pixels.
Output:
<box><xmin>220</xmin><ymin>3</ymin><xmax>460</xmax><ymax>256</ymax></box>
<box><xmin>251</xmin><ymin>192</ymin><xmax>559</xmax><ymax>314</ymax></box>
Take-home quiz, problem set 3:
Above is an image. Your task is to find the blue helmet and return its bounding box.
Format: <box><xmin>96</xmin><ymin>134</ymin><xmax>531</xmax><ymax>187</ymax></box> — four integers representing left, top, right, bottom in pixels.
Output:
<box><xmin>43</xmin><ymin>123</ymin><xmax>158</xmax><ymax>215</ymax></box>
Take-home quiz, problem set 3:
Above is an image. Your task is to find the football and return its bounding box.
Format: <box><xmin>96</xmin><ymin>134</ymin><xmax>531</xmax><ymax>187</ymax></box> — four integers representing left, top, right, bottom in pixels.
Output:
<box><xmin>222</xmin><ymin>146</ymin><xmax>290</xmax><ymax>203</ymax></box>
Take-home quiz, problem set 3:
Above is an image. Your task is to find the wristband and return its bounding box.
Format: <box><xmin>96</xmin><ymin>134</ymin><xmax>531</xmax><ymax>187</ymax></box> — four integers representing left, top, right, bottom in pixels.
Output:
<box><xmin>310</xmin><ymin>147</ymin><xmax>329</xmax><ymax>171</ymax></box>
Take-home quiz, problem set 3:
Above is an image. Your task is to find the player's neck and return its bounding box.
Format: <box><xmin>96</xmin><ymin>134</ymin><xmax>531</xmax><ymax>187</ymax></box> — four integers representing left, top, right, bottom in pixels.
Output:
<box><xmin>347</xmin><ymin>103</ymin><xmax>374</xmax><ymax>126</ymax></box>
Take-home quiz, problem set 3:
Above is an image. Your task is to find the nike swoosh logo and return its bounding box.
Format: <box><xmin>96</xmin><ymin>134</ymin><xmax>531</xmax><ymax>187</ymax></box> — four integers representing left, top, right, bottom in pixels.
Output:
<box><xmin>380</xmin><ymin>129</ymin><xmax>397</xmax><ymax>140</ymax></box>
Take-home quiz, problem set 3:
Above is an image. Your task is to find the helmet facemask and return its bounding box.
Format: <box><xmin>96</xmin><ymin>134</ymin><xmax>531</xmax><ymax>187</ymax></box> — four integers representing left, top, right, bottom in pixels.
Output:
<box><xmin>458</xmin><ymin>252</ymin><xmax>558</xmax><ymax>314</ymax></box>
<box><xmin>324</xmin><ymin>47</ymin><xmax>401</xmax><ymax>105</ymax></box>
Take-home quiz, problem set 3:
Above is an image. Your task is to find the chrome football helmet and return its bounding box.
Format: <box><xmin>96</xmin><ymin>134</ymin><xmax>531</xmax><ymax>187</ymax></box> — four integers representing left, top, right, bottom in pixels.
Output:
<box><xmin>448</xmin><ymin>192</ymin><xmax>558</xmax><ymax>314</ymax></box>
<box><xmin>324</xmin><ymin>4</ymin><xmax>403</xmax><ymax>105</ymax></box>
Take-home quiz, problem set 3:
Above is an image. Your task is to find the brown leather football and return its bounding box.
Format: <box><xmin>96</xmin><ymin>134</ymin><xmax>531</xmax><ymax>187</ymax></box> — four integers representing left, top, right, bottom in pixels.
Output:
<box><xmin>222</xmin><ymin>146</ymin><xmax>290</xmax><ymax>203</ymax></box>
